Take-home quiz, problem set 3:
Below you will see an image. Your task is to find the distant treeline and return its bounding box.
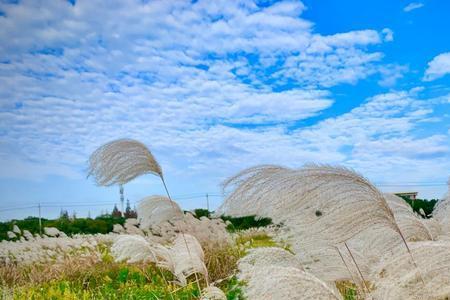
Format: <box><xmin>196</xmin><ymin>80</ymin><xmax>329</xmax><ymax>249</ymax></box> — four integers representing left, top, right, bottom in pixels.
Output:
<box><xmin>0</xmin><ymin>215</ymin><xmax>126</xmax><ymax>241</ymax></box>
<box><xmin>0</xmin><ymin>210</ymin><xmax>273</xmax><ymax>241</ymax></box>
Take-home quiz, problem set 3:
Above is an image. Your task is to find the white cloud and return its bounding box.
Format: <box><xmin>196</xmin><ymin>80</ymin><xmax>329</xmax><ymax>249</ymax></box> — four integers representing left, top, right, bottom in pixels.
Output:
<box><xmin>403</xmin><ymin>2</ymin><xmax>424</xmax><ymax>12</ymax></box>
<box><xmin>423</xmin><ymin>52</ymin><xmax>450</xmax><ymax>81</ymax></box>
<box><xmin>378</xmin><ymin>64</ymin><xmax>408</xmax><ymax>87</ymax></box>
<box><xmin>0</xmin><ymin>0</ymin><xmax>448</xmax><ymax>202</ymax></box>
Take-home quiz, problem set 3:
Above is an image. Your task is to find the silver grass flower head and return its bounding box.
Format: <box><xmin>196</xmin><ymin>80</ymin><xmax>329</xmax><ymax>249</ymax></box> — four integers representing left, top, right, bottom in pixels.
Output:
<box><xmin>371</xmin><ymin>241</ymin><xmax>450</xmax><ymax>300</ymax></box>
<box><xmin>384</xmin><ymin>193</ymin><xmax>435</xmax><ymax>241</ymax></box>
<box><xmin>237</xmin><ymin>246</ymin><xmax>342</xmax><ymax>299</ymax></box>
<box><xmin>137</xmin><ymin>195</ymin><xmax>183</xmax><ymax>229</ymax></box>
<box><xmin>12</xmin><ymin>225</ymin><xmax>21</xmax><ymax>234</ymax></box>
<box><xmin>111</xmin><ymin>234</ymin><xmax>159</xmax><ymax>264</ymax></box>
<box><xmin>219</xmin><ymin>164</ymin><xmax>400</xmax><ymax>244</ymax></box>
<box><xmin>433</xmin><ymin>178</ymin><xmax>450</xmax><ymax>235</ymax></box>
<box><xmin>168</xmin><ymin>233</ymin><xmax>208</xmax><ymax>286</ymax></box>
<box><xmin>88</xmin><ymin>139</ymin><xmax>163</xmax><ymax>186</ymax></box>
<box><xmin>242</xmin><ymin>265</ymin><xmax>342</xmax><ymax>300</ymax></box>
<box><xmin>201</xmin><ymin>286</ymin><xmax>226</xmax><ymax>300</ymax></box>
<box><xmin>44</xmin><ymin>227</ymin><xmax>60</xmax><ymax>237</ymax></box>
<box><xmin>238</xmin><ymin>247</ymin><xmax>303</xmax><ymax>281</ymax></box>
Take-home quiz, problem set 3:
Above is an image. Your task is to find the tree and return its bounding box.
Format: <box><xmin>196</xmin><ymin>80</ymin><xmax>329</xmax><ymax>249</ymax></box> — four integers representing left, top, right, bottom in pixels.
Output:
<box><xmin>124</xmin><ymin>199</ymin><xmax>137</xmax><ymax>218</ymax></box>
<box><xmin>60</xmin><ymin>209</ymin><xmax>69</xmax><ymax>220</ymax></box>
<box><xmin>112</xmin><ymin>204</ymin><xmax>122</xmax><ymax>218</ymax></box>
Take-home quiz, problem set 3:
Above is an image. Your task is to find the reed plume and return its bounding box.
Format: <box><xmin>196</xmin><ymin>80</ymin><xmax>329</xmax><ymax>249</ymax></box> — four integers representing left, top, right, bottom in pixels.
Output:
<box><xmin>88</xmin><ymin>138</ymin><xmax>163</xmax><ymax>186</ymax></box>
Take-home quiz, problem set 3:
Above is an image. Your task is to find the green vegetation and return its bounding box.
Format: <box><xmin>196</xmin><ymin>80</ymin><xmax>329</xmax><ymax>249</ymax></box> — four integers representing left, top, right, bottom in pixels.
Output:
<box><xmin>220</xmin><ymin>215</ymin><xmax>272</xmax><ymax>232</ymax></box>
<box><xmin>2</xmin><ymin>265</ymin><xmax>201</xmax><ymax>300</ymax></box>
<box><xmin>399</xmin><ymin>197</ymin><xmax>438</xmax><ymax>218</ymax></box>
<box><xmin>192</xmin><ymin>209</ymin><xmax>273</xmax><ymax>232</ymax></box>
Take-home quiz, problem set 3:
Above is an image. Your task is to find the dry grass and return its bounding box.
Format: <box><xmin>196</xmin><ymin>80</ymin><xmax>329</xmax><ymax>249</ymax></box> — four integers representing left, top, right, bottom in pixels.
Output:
<box><xmin>203</xmin><ymin>241</ymin><xmax>242</xmax><ymax>283</ymax></box>
<box><xmin>0</xmin><ymin>252</ymin><xmax>106</xmax><ymax>288</ymax></box>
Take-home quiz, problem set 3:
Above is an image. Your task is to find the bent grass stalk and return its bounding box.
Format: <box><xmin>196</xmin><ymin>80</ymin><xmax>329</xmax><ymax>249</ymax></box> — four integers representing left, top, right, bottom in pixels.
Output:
<box><xmin>88</xmin><ymin>139</ymin><xmax>206</xmax><ymax>297</ymax></box>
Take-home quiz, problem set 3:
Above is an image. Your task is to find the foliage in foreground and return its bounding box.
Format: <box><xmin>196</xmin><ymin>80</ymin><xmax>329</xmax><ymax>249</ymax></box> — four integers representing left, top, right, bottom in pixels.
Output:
<box><xmin>0</xmin><ymin>230</ymin><xmax>281</xmax><ymax>300</ymax></box>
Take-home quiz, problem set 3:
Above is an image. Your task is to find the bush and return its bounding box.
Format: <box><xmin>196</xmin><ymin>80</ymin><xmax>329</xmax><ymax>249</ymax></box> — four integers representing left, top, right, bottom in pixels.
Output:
<box><xmin>398</xmin><ymin>197</ymin><xmax>438</xmax><ymax>218</ymax></box>
<box><xmin>220</xmin><ymin>215</ymin><xmax>272</xmax><ymax>232</ymax></box>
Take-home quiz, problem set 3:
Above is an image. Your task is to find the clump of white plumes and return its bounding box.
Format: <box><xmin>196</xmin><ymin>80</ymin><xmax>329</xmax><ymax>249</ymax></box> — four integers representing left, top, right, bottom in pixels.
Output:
<box><xmin>137</xmin><ymin>195</ymin><xmax>183</xmax><ymax>229</ymax></box>
<box><xmin>112</xmin><ymin>224</ymin><xmax>125</xmax><ymax>233</ymax></box>
<box><xmin>370</xmin><ymin>241</ymin><xmax>450</xmax><ymax>300</ymax></box>
<box><xmin>384</xmin><ymin>193</ymin><xmax>435</xmax><ymax>241</ymax></box>
<box><xmin>109</xmin><ymin>233</ymin><xmax>208</xmax><ymax>287</ymax></box>
<box><xmin>12</xmin><ymin>225</ymin><xmax>21</xmax><ymax>234</ymax></box>
<box><xmin>44</xmin><ymin>227</ymin><xmax>61</xmax><ymax>237</ymax></box>
<box><xmin>22</xmin><ymin>230</ymin><xmax>34</xmax><ymax>240</ymax></box>
<box><xmin>201</xmin><ymin>286</ymin><xmax>226</xmax><ymax>300</ymax></box>
<box><xmin>166</xmin><ymin>234</ymin><xmax>208</xmax><ymax>286</ymax></box>
<box><xmin>244</xmin><ymin>266</ymin><xmax>342</xmax><ymax>300</ymax></box>
<box><xmin>238</xmin><ymin>247</ymin><xmax>342</xmax><ymax>299</ymax></box>
<box><xmin>124</xmin><ymin>218</ymin><xmax>143</xmax><ymax>235</ymax></box>
<box><xmin>219</xmin><ymin>164</ymin><xmax>410</xmax><ymax>285</ymax></box>
<box><xmin>111</xmin><ymin>235</ymin><xmax>160</xmax><ymax>263</ymax></box>
<box><xmin>0</xmin><ymin>233</ymin><xmax>115</xmax><ymax>266</ymax></box>
<box><xmin>238</xmin><ymin>247</ymin><xmax>303</xmax><ymax>280</ymax></box>
<box><xmin>433</xmin><ymin>179</ymin><xmax>450</xmax><ymax>237</ymax></box>
<box><xmin>339</xmin><ymin>193</ymin><xmax>439</xmax><ymax>279</ymax></box>
<box><xmin>149</xmin><ymin>213</ymin><xmax>230</xmax><ymax>249</ymax></box>
<box><xmin>219</xmin><ymin>164</ymin><xmax>401</xmax><ymax>245</ymax></box>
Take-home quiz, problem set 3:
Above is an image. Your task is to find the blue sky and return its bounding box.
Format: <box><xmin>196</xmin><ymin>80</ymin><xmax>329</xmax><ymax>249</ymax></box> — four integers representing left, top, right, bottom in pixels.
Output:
<box><xmin>1</xmin><ymin>0</ymin><xmax>449</xmax><ymax>220</ymax></box>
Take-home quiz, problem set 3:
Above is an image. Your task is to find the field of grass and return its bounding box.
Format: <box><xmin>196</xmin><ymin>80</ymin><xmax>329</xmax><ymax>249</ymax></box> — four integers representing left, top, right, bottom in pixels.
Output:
<box><xmin>0</xmin><ymin>230</ymin><xmax>289</xmax><ymax>300</ymax></box>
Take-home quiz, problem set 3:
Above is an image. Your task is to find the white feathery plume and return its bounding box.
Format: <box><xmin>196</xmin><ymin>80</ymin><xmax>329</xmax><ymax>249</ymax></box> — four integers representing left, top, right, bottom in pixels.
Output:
<box><xmin>167</xmin><ymin>234</ymin><xmax>208</xmax><ymax>286</ymax></box>
<box><xmin>370</xmin><ymin>241</ymin><xmax>450</xmax><ymax>300</ymax></box>
<box><xmin>12</xmin><ymin>225</ymin><xmax>21</xmax><ymax>234</ymax></box>
<box><xmin>109</xmin><ymin>233</ymin><xmax>207</xmax><ymax>287</ymax></box>
<box><xmin>242</xmin><ymin>265</ymin><xmax>342</xmax><ymax>300</ymax></box>
<box><xmin>219</xmin><ymin>164</ymin><xmax>423</xmax><ymax>285</ymax></box>
<box><xmin>290</xmin><ymin>242</ymin><xmax>371</xmax><ymax>283</ymax></box>
<box><xmin>110</xmin><ymin>235</ymin><xmax>159</xmax><ymax>264</ymax></box>
<box><xmin>87</xmin><ymin>138</ymin><xmax>203</xmax><ymax>292</ymax></box>
<box><xmin>22</xmin><ymin>229</ymin><xmax>34</xmax><ymax>240</ymax></box>
<box><xmin>433</xmin><ymin>179</ymin><xmax>450</xmax><ymax>236</ymax></box>
<box><xmin>422</xmin><ymin>218</ymin><xmax>442</xmax><ymax>239</ymax></box>
<box><xmin>384</xmin><ymin>193</ymin><xmax>435</xmax><ymax>241</ymax></box>
<box><xmin>88</xmin><ymin>138</ymin><xmax>163</xmax><ymax>186</ymax></box>
<box><xmin>44</xmin><ymin>227</ymin><xmax>61</xmax><ymax>237</ymax></box>
<box><xmin>347</xmin><ymin>193</ymin><xmax>437</xmax><ymax>267</ymax></box>
<box><xmin>200</xmin><ymin>286</ymin><xmax>227</xmax><ymax>300</ymax></box>
<box><xmin>112</xmin><ymin>224</ymin><xmax>125</xmax><ymax>233</ymax></box>
<box><xmin>137</xmin><ymin>196</ymin><xmax>183</xmax><ymax>229</ymax></box>
<box><xmin>237</xmin><ymin>247</ymin><xmax>342</xmax><ymax>300</ymax></box>
<box><xmin>219</xmin><ymin>164</ymin><xmax>401</xmax><ymax>244</ymax></box>
<box><xmin>238</xmin><ymin>247</ymin><xmax>303</xmax><ymax>281</ymax></box>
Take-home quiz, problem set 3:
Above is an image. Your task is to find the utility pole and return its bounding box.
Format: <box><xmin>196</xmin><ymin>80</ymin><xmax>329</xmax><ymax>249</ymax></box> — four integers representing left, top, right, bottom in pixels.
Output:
<box><xmin>206</xmin><ymin>193</ymin><xmax>209</xmax><ymax>212</ymax></box>
<box><xmin>38</xmin><ymin>202</ymin><xmax>42</xmax><ymax>235</ymax></box>
<box><xmin>120</xmin><ymin>184</ymin><xmax>124</xmax><ymax>217</ymax></box>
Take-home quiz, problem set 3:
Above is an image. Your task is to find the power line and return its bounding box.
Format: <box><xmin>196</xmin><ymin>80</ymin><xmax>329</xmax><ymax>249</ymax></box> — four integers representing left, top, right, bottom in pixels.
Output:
<box><xmin>0</xmin><ymin>184</ymin><xmax>446</xmax><ymax>214</ymax></box>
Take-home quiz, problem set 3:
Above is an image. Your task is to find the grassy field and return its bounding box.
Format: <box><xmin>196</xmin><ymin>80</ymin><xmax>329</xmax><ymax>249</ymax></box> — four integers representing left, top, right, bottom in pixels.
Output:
<box><xmin>1</xmin><ymin>231</ymin><xmax>299</xmax><ymax>300</ymax></box>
